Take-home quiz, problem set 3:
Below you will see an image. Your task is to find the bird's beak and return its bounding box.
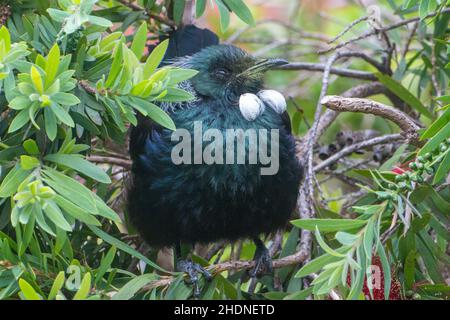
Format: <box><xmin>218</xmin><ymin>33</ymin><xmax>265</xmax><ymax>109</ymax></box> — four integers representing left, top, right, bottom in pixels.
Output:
<box><xmin>238</xmin><ymin>58</ymin><xmax>289</xmax><ymax>77</ymax></box>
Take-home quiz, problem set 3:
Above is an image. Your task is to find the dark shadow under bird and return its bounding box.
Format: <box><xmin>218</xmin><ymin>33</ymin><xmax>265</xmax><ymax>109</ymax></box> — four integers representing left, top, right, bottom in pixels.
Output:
<box><xmin>128</xmin><ymin>26</ymin><xmax>303</xmax><ymax>295</ymax></box>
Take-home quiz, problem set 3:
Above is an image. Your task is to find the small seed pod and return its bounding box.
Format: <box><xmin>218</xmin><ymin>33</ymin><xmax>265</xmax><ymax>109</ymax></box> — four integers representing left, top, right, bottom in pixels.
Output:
<box><xmin>239</xmin><ymin>93</ymin><xmax>265</xmax><ymax>121</ymax></box>
<box><xmin>424</xmin><ymin>153</ymin><xmax>433</xmax><ymax>161</ymax></box>
<box><xmin>257</xmin><ymin>90</ymin><xmax>287</xmax><ymax>114</ymax></box>
<box><xmin>416</xmin><ymin>156</ymin><xmax>425</xmax><ymax>163</ymax></box>
<box><xmin>409</xmin><ymin>162</ymin><xmax>418</xmax><ymax>170</ymax></box>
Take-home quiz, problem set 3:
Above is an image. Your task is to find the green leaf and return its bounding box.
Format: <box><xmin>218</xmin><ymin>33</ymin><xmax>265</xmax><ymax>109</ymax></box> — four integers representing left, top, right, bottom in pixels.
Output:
<box><xmin>376</xmin><ymin>243</ymin><xmax>391</xmax><ymax>300</ymax></box>
<box><xmin>54</xmin><ymin>195</ymin><xmax>101</xmax><ymax>226</ymax></box>
<box><xmin>375</xmin><ymin>73</ymin><xmax>432</xmax><ymax>119</ymax></box>
<box><xmin>434</xmin><ymin>150</ymin><xmax>450</xmax><ymax>184</ymax></box>
<box><xmin>196</xmin><ymin>0</ymin><xmax>207</xmax><ymax>17</ymax></box>
<box><xmin>18</xmin><ymin>279</ymin><xmax>41</xmax><ymax>300</ymax></box>
<box><xmin>50</xmin><ymin>103</ymin><xmax>75</xmax><ymax>127</ymax></box>
<box><xmin>421</xmin><ymin>107</ymin><xmax>450</xmax><ymax>139</ymax></box>
<box><xmin>172</xmin><ymin>0</ymin><xmax>185</xmax><ymax>24</ymax></box>
<box><xmin>44</xmin><ymin>154</ymin><xmax>111</xmax><ymax>184</ymax></box>
<box><xmin>130</xmin><ymin>98</ymin><xmax>176</xmax><ymax>131</ymax></box>
<box><xmin>404</xmin><ymin>250</ymin><xmax>416</xmax><ymax>290</ymax></box>
<box><xmin>143</xmin><ymin>39</ymin><xmax>169</xmax><ymax>79</ymax></box>
<box><xmin>52</xmin><ymin>92</ymin><xmax>80</xmax><ymax>106</ymax></box>
<box><xmin>112</xmin><ymin>274</ymin><xmax>158</xmax><ymax>300</ymax></box>
<box><xmin>105</xmin><ymin>43</ymin><xmax>123</xmax><ymax>88</ymax></box>
<box><xmin>9</xmin><ymin>96</ymin><xmax>31</xmax><ymax>110</ymax></box>
<box><xmin>418</xmin><ymin>122</ymin><xmax>450</xmax><ymax>156</ymax></box>
<box><xmin>130</xmin><ymin>22</ymin><xmax>147</xmax><ymax>59</ymax></box>
<box><xmin>315</xmin><ymin>227</ymin><xmax>346</xmax><ymax>257</ymax></box>
<box><xmin>0</xmin><ymin>25</ymin><xmax>11</xmax><ymax>52</ymax></box>
<box><xmin>20</xmin><ymin>155</ymin><xmax>40</xmax><ymax>170</ymax></box>
<box><xmin>8</xmin><ymin>108</ymin><xmax>30</xmax><ymax>133</ymax></box>
<box><xmin>48</xmin><ymin>271</ymin><xmax>65</xmax><ymax>300</ymax></box>
<box><xmin>223</xmin><ymin>0</ymin><xmax>255</xmax><ymax>25</ymax></box>
<box><xmin>159</xmin><ymin>87</ymin><xmax>195</xmax><ymax>102</ymax></box>
<box><xmin>95</xmin><ymin>246</ymin><xmax>116</xmax><ymax>284</ymax></box>
<box><xmin>295</xmin><ymin>248</ymin><xmax>348</xmax><ymax>278</ymax></box>
<box><xmin>23</xmin><ymin>139</ymin><xmax>40</xmax><ymax>155</ymax></box>
<box><xmin>0</xmin><ymin>166</ymin><xmax>31</xmax><ymax>198</ymax></box>
<box><xmin>216</xmin><ymin>0</ymin><xmax>230</xmax><ymax>32</ymax></box>
<box><xmin>419</xmin><ymin>0</ymin><xmax>430</xmax><ymax>19</ymax></box>
<box><xmin>167</xmin><ymin>68</ymin><xmax>199</xmax><ymax>85</ymax></box>
<box><xmin>44</xmin><ymin>107</ymin><xmax>57</xmax><ymax>141</ymax></box>
<box><xmin>43</xmin><ymin>200</ymin><xmax>72</xmax><ymax>231</ymax></box>
<box><xmin>335</xmin><ymin>232</ymin><xmax>360</xmax><ymax>246</ymax></box>
<box><xmin>73</xmin><ymin>273</ymin><xmax>91</xmax><ymax>300</ymax></box>
<box><xmin>88</xmin><ymin>225</ymin><xmax>167</xmax><ymax>273</ymax></box>
<box><xmin>87</xmin><ymin>15</ymin><xmax>113</xmax><ymax>28</ymax></box>
<box><xmin>42</xmin><ymin>168</ymin><xmax>97</xmax><ymax>214</ymax></box>
<box><xmin>30</xmin><ymin>66</ymin><xmax>44</xmax><ymax>94</ymax></box>
<box><xmin>45</xmin><ymin>44</ymin><xmax>60</xmax><ymax>87</ymax></box>
<box><xmin>291</xmin><ymin>218</ymin><xmax>367</xmax><ymax>232</ymax></box>
<box><xmin>363</xmin><ymin>218</ymin><xmax>375</xmax><ymax>258</ymax></box>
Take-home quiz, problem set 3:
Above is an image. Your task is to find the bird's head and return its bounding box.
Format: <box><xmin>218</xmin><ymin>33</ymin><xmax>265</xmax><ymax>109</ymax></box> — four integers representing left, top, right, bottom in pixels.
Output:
<box><xmin>182</xmin><ymin>45</ymin><xmax>288</xmax><ymax>104</ymax></box>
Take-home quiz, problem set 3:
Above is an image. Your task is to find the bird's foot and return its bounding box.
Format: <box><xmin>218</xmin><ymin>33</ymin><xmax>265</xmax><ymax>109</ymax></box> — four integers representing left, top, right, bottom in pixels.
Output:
<box><xmin>176</xmin><ymin>259</ymin><xmax>212</xmax><ymax>298</ymax></box>
<box><xmin>249</xmin><ymin>242</ymin><xmax>273</xmax><ymax>278</ymax></box>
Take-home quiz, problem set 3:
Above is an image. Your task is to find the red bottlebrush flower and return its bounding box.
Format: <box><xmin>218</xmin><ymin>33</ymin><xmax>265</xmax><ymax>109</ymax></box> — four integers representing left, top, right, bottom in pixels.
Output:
<box><xmin>391</xmin><ymin>166</ymin><xmax>407</xmax><ymax>175</ymax></box>
<box><xmin>347</xmin><ymin>256</ymin><xmax>402</xmax><ymax>300</ymax></box>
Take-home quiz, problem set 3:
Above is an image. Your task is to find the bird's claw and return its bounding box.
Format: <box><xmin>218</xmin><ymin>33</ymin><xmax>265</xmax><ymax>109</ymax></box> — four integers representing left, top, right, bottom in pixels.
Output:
<box><xmin>176</xmin><ymin>259</ymin><xmax>212</xmax><ymax>298</ymax></box>
<box><xmin>249</xmin><ymin>245</ymin><xmax>273</xmax><ymax>278</ymax></box>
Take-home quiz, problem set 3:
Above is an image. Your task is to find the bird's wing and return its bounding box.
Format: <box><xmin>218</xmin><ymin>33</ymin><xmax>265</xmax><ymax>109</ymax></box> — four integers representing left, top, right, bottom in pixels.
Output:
<box><xmin>280</xmin><ymin>111</ymin><xmax>293</xmax><ymax>135</ymax></box>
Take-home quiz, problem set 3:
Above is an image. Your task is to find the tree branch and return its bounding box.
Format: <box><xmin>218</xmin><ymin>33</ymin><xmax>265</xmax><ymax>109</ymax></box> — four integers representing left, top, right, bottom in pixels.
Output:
<box><xmin>320</xmin><ymin>95</ymin><xmax>421</xmax><ymax>144</ymax></box>
<box><xmin>278</xmin><ymin>62</ymin><xmax>377</xmax><ymax>81</ymax></box>
<box><xmin>87</xmin><ymin>155</ymin><xmax>131</xmax><ymax>170</ymax></box>
<box><xmin>313</xmin><ymin>133</ymin><xmax>403</xmax><ymax>172</ymax></box>
<box><xmin>319</xmin><ymin>7</ymin><xmax>450</xmax><ymax>54</ymax></box>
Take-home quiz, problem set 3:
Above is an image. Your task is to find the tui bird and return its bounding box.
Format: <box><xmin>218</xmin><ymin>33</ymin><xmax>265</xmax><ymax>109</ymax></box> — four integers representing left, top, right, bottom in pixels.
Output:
<box><xmin>128</xmin><ymin>26</ymin><xmax>302</xmax><ymax>295</ymax></box>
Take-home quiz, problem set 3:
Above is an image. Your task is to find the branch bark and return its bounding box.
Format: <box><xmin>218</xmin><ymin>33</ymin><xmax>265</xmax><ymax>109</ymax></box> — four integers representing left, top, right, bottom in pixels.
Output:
<box><xmin>320</xmin><ymin>95</ymin><xmax>421</xmax><ymax>144</ymax></box>
<box><xmin>87</xmin><ymin>155</ymin><xmax>132</xmax><ymax>170</ymax></box>
<box><xmin>313</xmin><ymin>133</ymin><xmax>403</xmax><ymax>172</ymax></box>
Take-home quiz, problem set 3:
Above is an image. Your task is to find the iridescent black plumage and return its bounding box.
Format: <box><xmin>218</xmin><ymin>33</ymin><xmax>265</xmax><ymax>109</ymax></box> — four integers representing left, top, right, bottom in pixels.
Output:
<box><xmin>127</xmin><ymin>27</ymin><xmax>302</xmax><ymax>277</ymax></box>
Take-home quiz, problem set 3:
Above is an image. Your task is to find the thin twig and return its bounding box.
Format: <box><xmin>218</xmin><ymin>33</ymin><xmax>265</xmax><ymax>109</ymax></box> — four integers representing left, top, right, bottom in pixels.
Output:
<box><xmin>328</xmin><ymin>16</ymin><xmax>369</xmax><ymax>44</ymax></box>
<box><xmin>319</xmin><ymin>8</ymin><xmax>450</xmax><ymax>54</ymax></box>
<box><xmin>87</xmin><ymin>155</ymin><xmax>132</xmax><ymax>170</ymax></box>
<box><xmin>314</xmin><ymin>134</ymin><xmax>403</xmax><ymax>172</ymax></box>
<box><xmin>278</xmin><ymin>62</ymin><xmax>377</xmax><ymax>81</ymax></box>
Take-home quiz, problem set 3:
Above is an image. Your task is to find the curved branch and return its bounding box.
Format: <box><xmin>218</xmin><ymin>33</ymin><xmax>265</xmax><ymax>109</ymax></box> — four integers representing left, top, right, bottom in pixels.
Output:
<box><xmin>320</xmin><ymin>95</ymin><xmax>421</xmax><ymax>144</ymax></box>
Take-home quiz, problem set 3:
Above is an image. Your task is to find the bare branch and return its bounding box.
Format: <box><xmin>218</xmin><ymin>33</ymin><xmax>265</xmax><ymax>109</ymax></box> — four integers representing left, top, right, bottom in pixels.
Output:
<box><xmin>328</xmin><ymin>16</ymin><xmax>369</xmax><ymax>44</ymax></box>
<box><xmin>87</xmin><ymin>155</ymin><xmax>132</xmax><ymax>170</ymax></box>
<box><xmin>319</xmin><ymin>7</ymin><xmax>450</xmax><ymax>54</ymax></box>
<box><xmin>278</xmin><ymin>62</ymin><xmax>377</xmax><ymax>81</ymax></box>
<box><xmin>143</xmin><ymin>245</ymin><xmax>310</xmax><ymax>291</ymax></box>
<box><xmin>320</xmin><ymin>95</ymin><xmax>421</xmax><ymax>143</ymax></box>
<box><xmin>313</xmin><ymin>133</ymin><xmax>404</xmax><ymax>172</ymax></box>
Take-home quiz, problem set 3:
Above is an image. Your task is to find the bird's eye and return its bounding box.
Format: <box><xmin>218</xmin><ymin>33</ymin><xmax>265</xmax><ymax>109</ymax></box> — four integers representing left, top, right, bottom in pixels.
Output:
<box><xmin>215</xmin><ymin>68</ymin><xmax>229</xmax><ymax>79</ymax></box>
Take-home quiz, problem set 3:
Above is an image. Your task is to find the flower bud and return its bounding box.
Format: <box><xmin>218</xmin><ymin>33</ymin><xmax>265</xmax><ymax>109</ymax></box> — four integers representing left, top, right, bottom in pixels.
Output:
<box><xmin>239</xmin><ymin>93</ymin><xmax>265</xmax><ymax>121</ymax></box>
<box><xmin>257</xmin><ymin>89</ymin><xmax>287</xmax><ymax>114</ymax></box>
